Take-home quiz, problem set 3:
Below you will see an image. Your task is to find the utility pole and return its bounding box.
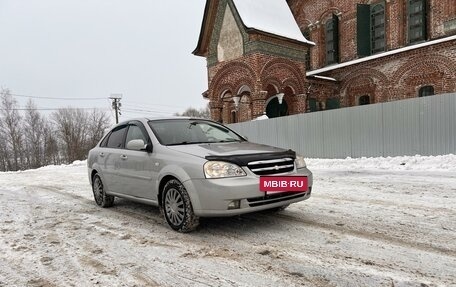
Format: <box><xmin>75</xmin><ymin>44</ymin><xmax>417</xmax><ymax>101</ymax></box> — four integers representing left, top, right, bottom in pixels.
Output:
<box><xmin>109</xmin><ymin>94</ymin><xmax>122</xmax><ymax>124</ymax></box>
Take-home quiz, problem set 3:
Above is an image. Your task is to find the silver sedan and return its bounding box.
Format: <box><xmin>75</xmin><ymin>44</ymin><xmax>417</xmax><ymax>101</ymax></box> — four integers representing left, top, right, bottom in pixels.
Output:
<box><xmin>88</xmin><ymin>118</ymin><xmax>313</xmax><ymax>232</ymax></box>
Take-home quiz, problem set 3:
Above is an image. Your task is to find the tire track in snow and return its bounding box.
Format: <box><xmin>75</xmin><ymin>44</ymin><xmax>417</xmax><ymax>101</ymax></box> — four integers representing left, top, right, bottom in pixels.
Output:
<box><xmin>270</xmin><ymin>211</ymin><xmax>456</xmax><ymax>257</ymax></box>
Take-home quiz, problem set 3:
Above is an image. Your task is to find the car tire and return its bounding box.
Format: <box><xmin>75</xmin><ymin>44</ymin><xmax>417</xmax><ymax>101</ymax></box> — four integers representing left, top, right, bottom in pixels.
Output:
<box><xmin>162</xmin><ymin>179</ymin><xmax>199</xmax><ymax>232</ymax></box>
<box><xmin>92</xmin><ymin>173</ymin><xmax>115</xmax><ymax>208</ymax></box>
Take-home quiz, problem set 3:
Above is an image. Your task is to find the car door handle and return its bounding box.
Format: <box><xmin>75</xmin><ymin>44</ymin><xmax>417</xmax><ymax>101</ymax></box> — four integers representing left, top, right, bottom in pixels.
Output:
<box><xmin>120</xmin><ymin>155</ymin><xmax>128</xmax><ymax>160</ymax></box>
<box><xmin>99</xmin><ymin>152</ymin><xmax>105</xmax><ymax>158</ymax></box>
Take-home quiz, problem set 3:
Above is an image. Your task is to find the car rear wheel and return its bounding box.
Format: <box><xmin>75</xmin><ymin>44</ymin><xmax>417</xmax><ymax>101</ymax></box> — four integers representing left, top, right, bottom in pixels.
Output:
<box><xmin>92</xmin><ymin>174</ymin><xmax>114</xmax><ymax>207</ymax></box>
<box><xmin>162</xmin><ymin>179</ymin><xmax>199</xmax><ymax>232</ymax></box>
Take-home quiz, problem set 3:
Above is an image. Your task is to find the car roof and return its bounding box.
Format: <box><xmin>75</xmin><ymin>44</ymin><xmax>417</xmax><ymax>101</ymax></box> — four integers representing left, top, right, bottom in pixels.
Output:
<box><xmin>113</xmin><ymin>116</ymin><xmax>212</xmax><ymax>127</ymax></box>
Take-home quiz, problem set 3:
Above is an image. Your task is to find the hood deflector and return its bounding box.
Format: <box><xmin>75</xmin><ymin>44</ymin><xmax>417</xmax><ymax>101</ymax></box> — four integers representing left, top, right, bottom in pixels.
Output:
<box><xmin>205</xmin><ymin>150</ymin><xmax>296</xmax><ymax>166</ymax></box>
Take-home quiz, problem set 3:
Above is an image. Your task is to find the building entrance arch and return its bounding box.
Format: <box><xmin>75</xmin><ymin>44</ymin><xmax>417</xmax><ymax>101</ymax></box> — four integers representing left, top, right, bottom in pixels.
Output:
<box><xmin>266</xmin><ymin>94</ymin><xmax>288</xmax><ymax>118</ymax></box>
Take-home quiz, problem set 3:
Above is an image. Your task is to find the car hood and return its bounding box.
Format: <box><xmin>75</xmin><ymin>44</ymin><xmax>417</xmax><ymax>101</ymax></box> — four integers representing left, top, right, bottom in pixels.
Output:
<box><xmin>166</xmin><ymin>141</ymin><xmax>288</xmax><ymax>159</ymax></box>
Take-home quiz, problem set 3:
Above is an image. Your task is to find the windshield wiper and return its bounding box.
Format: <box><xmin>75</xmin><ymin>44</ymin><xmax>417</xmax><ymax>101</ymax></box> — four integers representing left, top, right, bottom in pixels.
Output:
<box><xmin>217</xmin><ymin>139</ymin><xmax>242</xmax><ymax>143</ymax></box>
<box><xmin>167</xmin><ymin>141</ymin><xmax>207</xmax><ymax>146</ymax></box>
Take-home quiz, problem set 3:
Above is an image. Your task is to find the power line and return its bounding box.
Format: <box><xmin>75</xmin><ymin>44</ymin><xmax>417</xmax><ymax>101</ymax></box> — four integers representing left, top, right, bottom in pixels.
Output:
<box><xmin>121</xmin><ymin>110</ymin><xmax>174</xmax><ymax>118</ymax></box>
<box><xmin>2</xmin><ymin>91</ymin><xmax>190</xmax><ymax>115</ymax></box>
<box><xmin>122</xmin><ymin>103</ymin><xmax>178</xmax><ymax>112</ymax></box>
<box><xmin>125</xmin><ymin>102</ymin><xmax>186</xmax><ymax>110</ymax></box>
<box><xmin>122</xmin><ymin>107</ymin><xmax>175</xmax><ymax>115</ymax></box>
<box><xmin>8</xmin><ymin>93</ymin><xmax>107</xmax><ymax>100</ymax></box>
<box><xmin>0</xmin><ymin>107</ymin><xmax>110</xmax><ymax>111</ymax></box>
<box><xmin>4</xmin><ymin>92</ymin><xmax>188</xmax><ymax>110</ymax></box>
<box><xmin>122</xmin><ymin>111</ymin><xmax>173</xmax><ymax>117</ymax></box>
<box><xmin>122</xmin><ymin>105</ymin><xmax>179</xmax><ymax>116</ymax></box>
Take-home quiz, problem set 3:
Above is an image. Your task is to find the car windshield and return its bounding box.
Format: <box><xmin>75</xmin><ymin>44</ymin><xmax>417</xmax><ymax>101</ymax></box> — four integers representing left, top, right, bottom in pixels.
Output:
<box><xmin>148</xmin><ymin>119</ymin><xmax>245</xmax><ymax>146</ymax></box>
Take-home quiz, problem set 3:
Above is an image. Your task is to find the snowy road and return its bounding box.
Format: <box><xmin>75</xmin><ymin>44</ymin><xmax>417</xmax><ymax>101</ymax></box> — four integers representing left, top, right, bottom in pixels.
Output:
<box><xmin>0</xmin><ymin>156</ymin><xmax>455</xmax><ymax>287</ymax></box>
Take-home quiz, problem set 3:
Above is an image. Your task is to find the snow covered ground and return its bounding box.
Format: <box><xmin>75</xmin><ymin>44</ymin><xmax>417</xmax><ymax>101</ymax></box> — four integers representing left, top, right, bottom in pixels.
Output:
<box><xmin>0</xmin><ymin>155</ymin><xmax>455</xmax><ymax>287</ymax></box>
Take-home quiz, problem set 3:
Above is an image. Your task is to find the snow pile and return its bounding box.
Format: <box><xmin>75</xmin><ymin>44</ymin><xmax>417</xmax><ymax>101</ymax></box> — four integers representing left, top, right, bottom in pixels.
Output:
<box><xmin>36</xmin><ymin>160</ymin><xmax>87</xmax><ymax>170</ymax></box>
<box><xmin>32</xmin><ymin>160</ymin><xmax>86</xmax><ymax>172</ymax></box>
<box><xmin>252</xmin><ymin>115</ymin><xmax>269</xmax><ymax>121</ymax></box>
<box><xmin>307</xmin><ymin>154</ymin><xmax>456</xmax><ymax>172</ymax></box>
<box><xmin>2</xmin><ymin>160</ymin><xmax>87</xmax><ymax>174</ymax></box>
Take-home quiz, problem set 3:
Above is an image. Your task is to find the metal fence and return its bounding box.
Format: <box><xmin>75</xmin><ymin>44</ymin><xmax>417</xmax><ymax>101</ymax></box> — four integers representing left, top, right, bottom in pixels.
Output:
<box><xmin>229</xmin><ymin>93</ymin><xmax>456</xmax><ymax>158</ymax></box>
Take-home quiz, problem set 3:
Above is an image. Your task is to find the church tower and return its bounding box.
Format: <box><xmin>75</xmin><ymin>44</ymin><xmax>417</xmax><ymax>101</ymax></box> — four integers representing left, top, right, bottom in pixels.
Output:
<box><xmin>193</xmin><ymin>0</ymin><xmax>313</xmax><ymax>123</ymax></box>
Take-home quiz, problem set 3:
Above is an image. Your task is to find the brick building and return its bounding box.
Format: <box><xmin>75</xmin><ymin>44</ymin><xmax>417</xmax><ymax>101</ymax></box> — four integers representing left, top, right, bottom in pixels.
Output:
<box><xmin>193</xmin><ymin>0</ymin><xmax>456</xmax><ymax>123</ymax></box>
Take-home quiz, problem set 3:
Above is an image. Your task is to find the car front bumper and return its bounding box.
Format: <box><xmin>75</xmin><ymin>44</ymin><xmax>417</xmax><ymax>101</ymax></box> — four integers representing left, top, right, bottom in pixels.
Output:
<box><xmin>183</xmin><ymin>167</ymin><xmax>313</xmax><ymax>217</ymax></box>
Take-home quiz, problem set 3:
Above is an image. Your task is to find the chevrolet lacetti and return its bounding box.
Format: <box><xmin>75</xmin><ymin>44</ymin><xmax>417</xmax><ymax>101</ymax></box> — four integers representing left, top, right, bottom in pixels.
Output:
<box><xmin>87</xmin><ymin>117</ymin><xmax>313</xmax><ymax>232</ymax></box>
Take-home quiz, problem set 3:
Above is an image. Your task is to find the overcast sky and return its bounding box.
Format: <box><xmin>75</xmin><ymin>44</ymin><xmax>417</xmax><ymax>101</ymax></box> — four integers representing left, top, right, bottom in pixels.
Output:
<box><xmin>0</xmin><ymin>0</ymin><xmax>208</xmax><ymax>120</ymax></box>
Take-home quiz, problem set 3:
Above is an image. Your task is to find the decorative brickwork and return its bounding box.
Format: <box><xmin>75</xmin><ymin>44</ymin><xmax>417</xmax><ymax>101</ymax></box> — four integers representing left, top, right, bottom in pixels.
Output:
<box><xmin>195</xmin><ymin>0</ymin><xmax>456</xmax><ymax>123</ymax></box>
<box><xmin>194</xmin><ymin>0</ymin><xmax>312</xmax><ymax>123</ymax></box>
<box><xmin>207</xmin><ymin>53</ymin><xmax>308</xmax><ymax>122</ymax></box>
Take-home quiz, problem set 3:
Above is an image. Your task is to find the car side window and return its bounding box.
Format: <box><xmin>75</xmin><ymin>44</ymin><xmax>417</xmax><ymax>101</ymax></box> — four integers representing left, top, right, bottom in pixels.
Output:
<box><xmin>125</xmin><ymin>124</ymin><xmax>149</xmax><ymax>149</ymax></box>
<box><xmin>106</xmin><ymin>125</ymin><xmax>128</xmax><ymax>149</ymax></box>
<box><xmin>99</xmin><ymin>133</ymin><xmax>110</xmax><ymax>147</ymax></box>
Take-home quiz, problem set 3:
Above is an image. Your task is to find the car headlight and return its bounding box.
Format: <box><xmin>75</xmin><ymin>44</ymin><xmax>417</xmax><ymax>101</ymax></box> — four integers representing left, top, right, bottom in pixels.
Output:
<box><xmin>203</xmin><ymin>161</ymin><xmax>246</xmax><ymax>179</ymax></box>
<box><xmin>295</xmin><ymin>154</ymin><xmax>307</xmax><ymax>169</ymax></box>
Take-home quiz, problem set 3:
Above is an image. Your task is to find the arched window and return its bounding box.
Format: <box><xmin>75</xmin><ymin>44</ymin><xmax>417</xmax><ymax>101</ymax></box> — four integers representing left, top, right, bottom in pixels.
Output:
<box><xmin>359</xmin><ymin>95</ymin><xmax>370</xmax><ymax>105</ymax></box>
<box><xmin>303</xmin><ymin>28</ymin><xmax>312</xmax><ymax>70</ymax></box>
<box><xmin>266</xmin><ymin>97</ymin><xmax>288</xmax><ymax>118</ymax></box>
<box><xmin>371</xmin><ymin>4</ymin><xmax>385</xmax><ymax>54</ymax></box>
<box><xmin>326</xmin><ymin>98</ymin><xmax>340</xmax><ymax>110</ymax></box>
<box><xmin>325</xmin><ymin>15</ymin><xmax>339</xmax><ymax>65</ymax></box>
<box><xmin>408</xmin><ymin>0</ymin><xmax>427</xmax><ymax>43</ymax></box>
<box><xmin>418</xmin><ymin>85</ymin><xmax>434</xmax><ymax>97</ymax></box>
<box><xmin>357</xmin><ymin>3</ymin><xmax>386</xmax><ymax>56</ymax></box>
<box><xmin>230</xmin><ymin>111</ymin><xmax>237</xmax><ymax>123</ymax></box>
<box><xmin>308</xmin><ymin>98</ymin><xmax>318</xmax><ymax>112</ymax></box>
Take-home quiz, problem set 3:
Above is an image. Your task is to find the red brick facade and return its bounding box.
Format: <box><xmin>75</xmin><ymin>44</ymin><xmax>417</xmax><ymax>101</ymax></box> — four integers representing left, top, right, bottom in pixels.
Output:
<box><xmin>208</xmin><ymin>53</ymin><xmax>308</xmax><ymax>123</ymax></box>
<box><xmin>195</xmin><ymin>0</ymin><xmax>456</xmax><ymax>123</ymax></box>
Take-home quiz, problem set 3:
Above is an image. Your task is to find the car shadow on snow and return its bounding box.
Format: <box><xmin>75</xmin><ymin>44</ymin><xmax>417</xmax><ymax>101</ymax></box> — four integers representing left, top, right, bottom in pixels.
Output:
<box><xmin>109</xmin><ymin>198</ymin><xmax>291</xmax><ymax>235</ymax></box>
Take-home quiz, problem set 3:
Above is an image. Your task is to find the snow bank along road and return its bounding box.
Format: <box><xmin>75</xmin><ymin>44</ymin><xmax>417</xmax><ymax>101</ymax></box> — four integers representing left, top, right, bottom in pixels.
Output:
<box><xmin>0</xmin><ymin>155</ymin><xmax>455</xmax><ymax>287</ymax></box>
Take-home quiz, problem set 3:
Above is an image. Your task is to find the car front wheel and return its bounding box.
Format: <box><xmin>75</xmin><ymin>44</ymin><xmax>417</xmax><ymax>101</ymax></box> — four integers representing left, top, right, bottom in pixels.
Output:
<box><xmin>92</xmin><ymin>173</ymin><xmax>114</xmax><ymax>208</ymax></box>
<box><xmin>162</xmin><ymin>179</ymin><xmax>199</xmax><ymax>232</ymax></box>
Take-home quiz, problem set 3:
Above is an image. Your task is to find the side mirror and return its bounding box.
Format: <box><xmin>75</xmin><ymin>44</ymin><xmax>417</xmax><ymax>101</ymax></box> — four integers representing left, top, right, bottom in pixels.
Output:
<box><xmin>126</xmin><ymin>139</ymin><xmax>146</xmax><ymax>151</ymax></box>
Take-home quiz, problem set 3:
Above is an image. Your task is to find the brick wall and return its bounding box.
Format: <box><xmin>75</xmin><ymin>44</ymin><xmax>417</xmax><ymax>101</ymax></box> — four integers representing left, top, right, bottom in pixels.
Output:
<box><xmin>289</xmin><ymin>0</ymin><xmax>456</xmax><ymax>69</ymax></box>
<box><xmin>201</xmin><ymin>0</ymin><xmax>456</xmax><ymax>123</ymax></box>
<box><xmin>330</xmin><ymin>40</ymin><xmax>456</xmax><ymax>107</ymax></box>
<box><xmin>207</xmin><ymin>52</ymin><xmax>307</xmax><ymax>123</ymax></box>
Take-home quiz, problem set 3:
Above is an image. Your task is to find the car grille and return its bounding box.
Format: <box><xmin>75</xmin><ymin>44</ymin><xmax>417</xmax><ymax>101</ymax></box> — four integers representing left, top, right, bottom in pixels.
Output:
<box><xmin>247</xmin><ymin>157</ymin><xmax>295</xmax><ymax>175</ymax></box>
<box><xmin>246</xmin><ymin>189</ymin><xmax>311</xmax><ymax>207</ymax></box>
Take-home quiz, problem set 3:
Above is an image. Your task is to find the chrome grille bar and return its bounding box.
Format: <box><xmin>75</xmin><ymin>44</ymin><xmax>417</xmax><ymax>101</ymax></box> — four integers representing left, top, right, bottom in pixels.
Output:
<box><xmin>248</xmin><ymin>158</ymin><xmax>294</xmax><ymax>166</ymax></box>
<box><xmin>247</xmin><ymin>157</ymin><xmax>295</xmax><ymax>175</ymax></box>
<box><xmin>250</xmin><ymin>164</ymin><xmax>295</xmax><ymax>172</ymax></box>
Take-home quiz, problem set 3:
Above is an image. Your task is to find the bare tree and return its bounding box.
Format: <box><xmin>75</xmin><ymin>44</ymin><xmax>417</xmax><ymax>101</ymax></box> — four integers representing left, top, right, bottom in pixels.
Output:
<box><xmin>0</xmin><ymin>104</ymin><xmax>9</xmax><ymax>171</ymax></box>
<box><xmin>0</xmin><ymin>88</ymin><xmax>109</xmax><ymax>170</ymax></box>
<box><xmin>175</xmin><ymin>104</ymin><xmax>211</xmax><ymax>119</ymax></box>
<box><xmin>0</xmin><ymin>134</ymin><xmax>10</xmax><ymax>171</ymax></box>
<box><xmin>52</xmin><ymin>108</ymin><xmax>86</xmax><ymax>163</ymax></box>
<box><xmin>23</xmin><ymin>99</ymin><xmax>46</xmax><ymax>168</ymax></box>
<box><xmin>42</xmin><ymin>121</ymin><xmax>60</xmax><ymax>166</ymax></box>
<box><xmin>86</xmin><ymin>109</ymin><xmax>110</xmax><ymax>150</ymax></box>
<box><xmin>0</xmin><ymin>88</ymin><xmax>24</xmax><ymax>171</ymax></box>
<box><xmin>52</xmin><ymin>108</ymin><xmax>110</xmax><ymax>163</ymax></box>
